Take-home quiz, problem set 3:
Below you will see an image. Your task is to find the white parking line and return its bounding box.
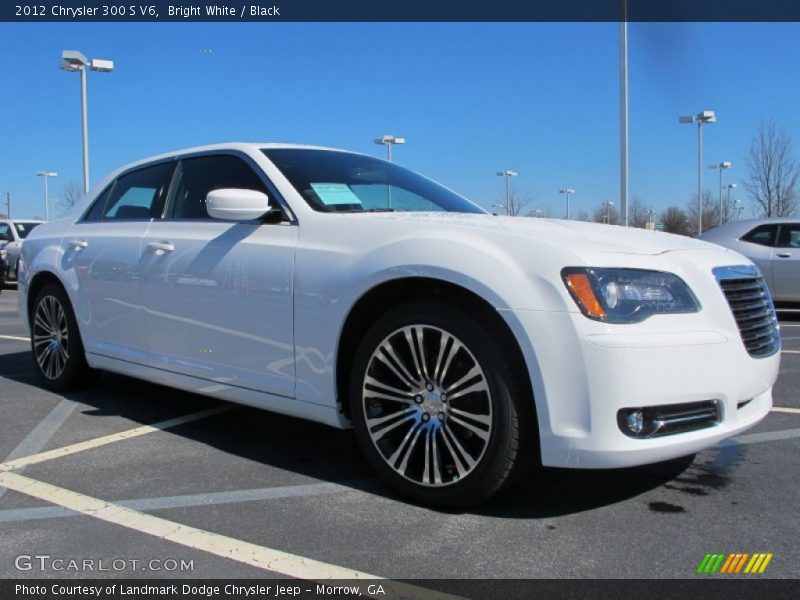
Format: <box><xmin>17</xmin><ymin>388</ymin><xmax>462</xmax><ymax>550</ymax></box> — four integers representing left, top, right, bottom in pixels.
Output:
<box><xmin>0</xmin><ymin>334</ymin><xmax>29</xmax><ymax>342</ymax></box>
<box><xmin>772</xmin><ymin>406</ymin><xmax>800</xmax><ymax>414</ymax></box>
<box><xmin>781</xmin><ymin>350</ymin><xmax>800</xmax><ymax>354</ymax></box>
<box><xmin>735</xmin><ymin>427</ymin><xmax>800</xmax><ymax>445</ymax></box>
<box><xmin>0</xmin><ymin>471</ymin><xmax>460</xmax><ymax>599</ymax></box>
<box><xmin>0</xmin><ymin>405</ymin><xmax>233</xmax><ymax>472</ymax></box>
<box><xmin>0</xmin><ymin>398</ymin><xmax>77</xmax><ymax>500</ymax></box>
<box><xmin>0</xmin><ymin>481</ymin><xmax>362</xmax><ymax>524</ymax></box>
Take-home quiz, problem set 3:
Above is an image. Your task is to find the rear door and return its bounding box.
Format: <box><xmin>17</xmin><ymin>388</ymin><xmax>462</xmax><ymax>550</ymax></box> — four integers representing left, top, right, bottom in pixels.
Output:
<box><xmin>140</xmin><ymin>153</ymin><xmax>297</xmax><ymax>397</ymax></box>
<box><xmin>772</xmin><ymin>223</ymin><xmax>800</xmax><ymax>302</ymax></box>
<box><xmin>62</xmin><ymin>161</ymin><xmax>174</xmax><ymax>363</ymax></box>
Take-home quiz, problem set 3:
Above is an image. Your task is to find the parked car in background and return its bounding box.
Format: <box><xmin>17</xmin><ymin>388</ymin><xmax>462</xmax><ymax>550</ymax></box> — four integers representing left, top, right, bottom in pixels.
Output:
<box><xmin>0</xmin><ymin>247</ymin><xmax>6</xmax><ymax>291</ymax></box>
<box><xmin>702</xmin><ymin>218</ymin><xmax>800</xmax><ymax>304</ymax></box>
<box><xmin>0</xmin><ymin>219</ymin><xmax>43</xmax><ymax>280</ymax></box>
<box><xmin>17</xmin><ymin>143</ymin><xmax>780</xmax><ymax>506</ymax></box>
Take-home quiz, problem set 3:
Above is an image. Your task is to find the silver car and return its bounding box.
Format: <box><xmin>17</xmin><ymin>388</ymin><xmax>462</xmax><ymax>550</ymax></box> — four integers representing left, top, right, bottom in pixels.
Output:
<box><xmin>702</xmin><ymin>217</ymin><xmax>800</xmax><ymax>303</ymax></box>
<box><xmin>0</xmin><ymin>219</ymin><xmax>43</xmax><ymax>280</ymax></box>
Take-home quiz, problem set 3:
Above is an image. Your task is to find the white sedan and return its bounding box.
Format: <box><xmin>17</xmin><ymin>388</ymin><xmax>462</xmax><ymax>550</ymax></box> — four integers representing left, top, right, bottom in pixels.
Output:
<box><xmin>18</xmin><ymin>143</ymin><xmax>780</xmax><ymax>506</ymax></box>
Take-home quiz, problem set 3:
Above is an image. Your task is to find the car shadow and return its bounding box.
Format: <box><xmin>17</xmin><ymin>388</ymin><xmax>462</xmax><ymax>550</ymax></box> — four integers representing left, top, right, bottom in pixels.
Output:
<box><xmin>1</xmin><ymin>349</ymin><xmax>701</xmax><ymax>518</ymax></box>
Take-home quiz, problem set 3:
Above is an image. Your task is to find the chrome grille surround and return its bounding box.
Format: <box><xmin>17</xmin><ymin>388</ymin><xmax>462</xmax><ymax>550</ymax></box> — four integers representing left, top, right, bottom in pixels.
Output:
<box><xmin>714</xmin><ymin>265</ymin><xmax>780</xmax><ymax>358</ymax></box>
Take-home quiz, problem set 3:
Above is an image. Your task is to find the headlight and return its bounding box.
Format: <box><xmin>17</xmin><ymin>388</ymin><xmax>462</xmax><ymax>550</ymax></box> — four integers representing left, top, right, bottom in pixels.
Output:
<box><xmin>0</xmin><ymin>249</ymin><xmax>6</xmax><ymax>261</ymax></box>
<box><xmin>561</xmin><ymin>267</ymin><xmax>700</xmax><ymax>323</ymax></box>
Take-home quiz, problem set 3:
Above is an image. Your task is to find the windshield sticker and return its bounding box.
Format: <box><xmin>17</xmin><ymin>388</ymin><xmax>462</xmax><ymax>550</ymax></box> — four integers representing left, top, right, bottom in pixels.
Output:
<box><xmin>310</xmin><ymin>183</ymin><xmax>363</xmax><ymax>206</ymax></box>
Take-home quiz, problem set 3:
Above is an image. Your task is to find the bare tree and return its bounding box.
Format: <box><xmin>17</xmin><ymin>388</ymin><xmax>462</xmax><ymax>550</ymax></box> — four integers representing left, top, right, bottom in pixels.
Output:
<box><xmin>57</xmin><ymin>181</ymin><xmax>84</xmax><ymax>217</ymax></box>
<box><xmin>660</xmin><ymin>205</ymin><xmax>692</xmax><ymax>236</ymax></box>
<box><xmin>592</xmin><ymin>202</ymin><xmax>620</xmax><ymax>225</ymax></box>
<box><xmin>628</xmin><ymin>195</ymin><xmax>651</xmax><ymax>228</ymax></box>
<box><xmin>686</xmin><ymin>189</ymin><xmax>718</xmax><ymax>234</ymax></box>
<box><xmin>574</xmin><ymin>209</ymin><xmax>590</xmax><ymax>222</ymax></box>
<box><xmin>496</xmin><ymin>183</ymin><xmax>535</xmax><ymax>217</ymax></box>
<box><xmin>743</xmin><ymin>117</ymin><xmax>800</xmax><ymax>217</ymax></box>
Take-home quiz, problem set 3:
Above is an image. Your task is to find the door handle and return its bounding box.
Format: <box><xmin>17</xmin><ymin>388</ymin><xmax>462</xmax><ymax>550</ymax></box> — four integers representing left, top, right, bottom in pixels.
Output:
<box><xmin>147</xmin><ymin>242</ymin><xmax>175</xmax><ymax>255</ymax></box>
<box><xmin>68</xmin><ymin>239</ymin><xmax>88</xmax><ymax>250</ymax></box>
<box><xmin>777</xmin><ymin>252</ymin><xmax>792</xmax><ymax>258</ymax></box>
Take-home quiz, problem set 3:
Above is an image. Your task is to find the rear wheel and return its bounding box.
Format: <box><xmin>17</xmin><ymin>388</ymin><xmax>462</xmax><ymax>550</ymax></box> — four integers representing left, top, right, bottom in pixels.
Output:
<box><xmin>350</xmin><ymin>301</ymin><xmax>533</xmax><ymax>507</ymax></box>
<box><xmin>31</xmin><ymin>283</ymin><xmax>95</xmax><ymax>391</ymax></box>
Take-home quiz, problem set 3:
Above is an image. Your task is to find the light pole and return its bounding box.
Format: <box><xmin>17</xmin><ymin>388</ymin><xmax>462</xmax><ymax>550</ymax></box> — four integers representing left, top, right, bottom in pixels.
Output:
<box><xmin>620</xmin><ymin>11</ymin><xmax>629</xmax><ymax>226</ymax></box>
<box><xmin>648</xmin><ymin>208</ymin><xmax>655</xmax><ymax>229</ymax></box>
<box><xmin>679</xmin><ymin>110</ymin><xmax>716</xmax><ymax>235</ymax></box>
<box><xmin>60</xmin><ymin>50</ymin><xmax>114</xmax><ymax>194</ymax></box>
<box><xmin>491</xmin><ymin>203</ymin><xmax>505</xmax><ymax>214</ymax></box>
<box><xmin>374</xmin><ymin>134</ymin><xmax>405</xmax><ymax>162</ymax></box>
<box><xmin>733</xmin><ymin>198</ymin><xmax>743</xmax><ymax>220</ymax></box>
<box><xmin>727</xmin><ymin>185</ymin><xmax>738</xmax><ymax>222</ymax></box>
<box><xmin>708</xmin><ymin>161</ymin><xmax>731</xmax><ymax>227</ymax></box>
<box><xmin>36</xmin><ymin>171</ymin><xmax>58</xmax><ymax>221</ymax></box>
<box><xmin>497</xmin><ymin>170</ymin><xmax>518</xmax><ymax>215</ymax></box>
<box><xmin>604</xmin><ymin>201</ymin><xmax>615</xmax><ymax>224</ymax></box>
<box><xmin>559</xmin><ymin>188</ymin><xmax>575</xmax><ymax>220</ymax></box>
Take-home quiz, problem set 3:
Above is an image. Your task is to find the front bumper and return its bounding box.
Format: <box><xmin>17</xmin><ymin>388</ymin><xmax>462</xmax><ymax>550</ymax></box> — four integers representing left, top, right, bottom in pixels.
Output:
<box><xmin>504</xmin><ymin>308</ymin><xmax>779</xmax><ymax>469</ymax></box>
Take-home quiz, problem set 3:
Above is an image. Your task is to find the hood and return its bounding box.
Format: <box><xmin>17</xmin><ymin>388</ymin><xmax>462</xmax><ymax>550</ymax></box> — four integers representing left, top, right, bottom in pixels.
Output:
<box><xmin>348</xmin><ymin>212</ymin><xmax>713</xmax><ymax>256</ymax></box>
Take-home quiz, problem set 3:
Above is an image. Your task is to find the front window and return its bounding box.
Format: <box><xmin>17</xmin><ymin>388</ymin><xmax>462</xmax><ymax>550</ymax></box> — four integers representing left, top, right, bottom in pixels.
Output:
<box><xmin>263</xmin><ymin>149</ymin><xmax>485</xmax><ymax>214</ymax></box>
<box><xmin>13</xmin><ymin>222</ymin><xmax>40</xmax><ymax>239</ymax></box>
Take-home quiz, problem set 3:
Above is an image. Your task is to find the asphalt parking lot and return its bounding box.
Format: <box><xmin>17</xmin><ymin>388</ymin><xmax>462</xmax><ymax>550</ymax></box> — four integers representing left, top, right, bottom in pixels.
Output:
<box><xmin>0</xmin><ymin>284</ymin><xmax>798</xmax><ymax>581</ymax></box>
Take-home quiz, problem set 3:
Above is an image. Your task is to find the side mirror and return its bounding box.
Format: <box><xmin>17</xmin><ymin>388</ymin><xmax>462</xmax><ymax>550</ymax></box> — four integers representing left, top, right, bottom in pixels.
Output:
<box><xmin>206</xmin><ymin>188</ymin><xmax>273</xmax><ymax>221</ymax></box>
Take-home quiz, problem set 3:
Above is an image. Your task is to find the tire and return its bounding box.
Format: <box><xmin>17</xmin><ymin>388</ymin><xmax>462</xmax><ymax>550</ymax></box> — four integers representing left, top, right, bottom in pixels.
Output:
<box><xmin>349</xmin><ymin>301</ymin><xmax>534</xmax><ymax>507</ymax></box>
<box><xmin>30</xmin><ymin>282</ymin><xmax>96</xmax><ymax>391</ymax></box>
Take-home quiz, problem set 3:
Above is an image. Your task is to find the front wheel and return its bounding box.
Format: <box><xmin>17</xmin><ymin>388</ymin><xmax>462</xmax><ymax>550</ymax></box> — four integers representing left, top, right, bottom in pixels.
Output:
<box><xmin>30</xmin><ymin>283</ymin><xmax>96</xmax><ymax>391</ymax></box>
<box><xmin>349</xmin><ymin>301</ymin><xmax>533</xmax><ymax>507</ymax></box>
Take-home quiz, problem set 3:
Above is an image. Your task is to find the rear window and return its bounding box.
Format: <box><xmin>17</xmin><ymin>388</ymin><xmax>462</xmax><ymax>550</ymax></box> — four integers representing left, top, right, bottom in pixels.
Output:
<box><xmin>13</xmin><ymin>222</ymin><xmax>40</xmax><ymax>239</ymax></box>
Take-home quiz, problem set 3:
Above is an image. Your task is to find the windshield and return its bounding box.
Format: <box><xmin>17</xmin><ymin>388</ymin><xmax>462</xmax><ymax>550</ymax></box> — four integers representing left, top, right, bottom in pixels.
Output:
<box><xmin>13</xmin><ymin>222</ymin><xmax>40</xmax><ymax>239</ymax></box>
<box><xmin>262</xmin><ymin>149</ymin><xmax>485</xmax><ymax>214</ymax></box>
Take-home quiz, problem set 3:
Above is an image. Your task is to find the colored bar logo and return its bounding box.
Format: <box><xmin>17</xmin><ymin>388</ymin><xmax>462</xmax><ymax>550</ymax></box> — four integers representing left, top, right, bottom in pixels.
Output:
<box><xmin>696</xmin><ymin>553</ymin><xmax>773</xmax><ymax>574</ymax></box>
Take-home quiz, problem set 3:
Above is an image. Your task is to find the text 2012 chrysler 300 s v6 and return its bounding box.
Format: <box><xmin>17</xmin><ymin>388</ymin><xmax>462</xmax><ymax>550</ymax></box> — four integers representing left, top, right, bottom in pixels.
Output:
<box><xmin>18</xmin><ymin>143</ymin><xmax>780</xmax><ymax>506</ymax></box>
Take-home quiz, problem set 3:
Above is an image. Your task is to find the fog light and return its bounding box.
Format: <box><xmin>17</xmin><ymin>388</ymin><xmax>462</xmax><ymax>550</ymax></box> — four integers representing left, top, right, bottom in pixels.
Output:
<box><xmin>626</xmin><ymin>409</ymin><xmax>644</xmax><ymax>435</ymax></box>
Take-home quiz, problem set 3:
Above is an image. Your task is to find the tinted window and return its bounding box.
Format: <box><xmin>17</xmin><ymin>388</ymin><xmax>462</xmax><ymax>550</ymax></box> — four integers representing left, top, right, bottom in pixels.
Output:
<box><xmin>776</xmin><ymin>223</ymin><xmax>800</xmax><ymax>248</ymax></box>
<box><xmin>13</xmin><ymin>222</ymin><xmax>40</xmax><ymax>239</ymax></box>
<box><xmin>167</xmin><ymin>155</ymin><xmax>267</xmax><ymax>219</ymax></box>
<box><xmin>83</xmin><ymin>184</ymin><xmax>114</xmax><ymax>222</ymax></box>
<box><xmin>0</xmin><ymin>223</ymin><xmax>11</xmax><ymax>242</ymax></box>
<box><xmin>262</xmin><ymin>149</ymin><xmax>485</xmax><ymax>214</ymax></box>
<box><xmin>102</xmin><ymin>162</ymin><xmax>174</xmax><ymax>220</ymax></box>
<box><xmin>741</xmin><ymin>224</ymin><xmax>779</xmax><ymax>247</ymax></box>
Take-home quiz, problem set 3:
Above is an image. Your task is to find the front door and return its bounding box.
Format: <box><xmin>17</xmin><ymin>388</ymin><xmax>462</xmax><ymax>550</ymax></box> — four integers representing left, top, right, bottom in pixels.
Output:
<box><xmin>140</xmin><ymin>153</ymin><xmax>297</xmax><ymax>397</ymax></box>
<box><xmin>772</xmin><ymin>222</ymin><xmax>800</xmax><ymax>302</ymax></box>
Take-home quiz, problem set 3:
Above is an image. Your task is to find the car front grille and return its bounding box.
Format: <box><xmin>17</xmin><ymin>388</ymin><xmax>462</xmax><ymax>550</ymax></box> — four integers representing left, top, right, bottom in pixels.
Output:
<box><xmin>714</xmin><ymin>265</ymin><xmax>780</xmax><ymax>358</ymax></box>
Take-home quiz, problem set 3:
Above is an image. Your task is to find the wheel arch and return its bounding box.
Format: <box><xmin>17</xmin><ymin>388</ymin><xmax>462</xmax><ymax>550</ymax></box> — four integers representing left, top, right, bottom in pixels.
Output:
<box><xmin>335</xmin><ymin>276</ymin><xmax>536</xmax><ymax>425</ymax></box>
<box><xmin>26</xmin><ymin>270</ymin><xmax>67</xmax><ymax>324</ymax></box>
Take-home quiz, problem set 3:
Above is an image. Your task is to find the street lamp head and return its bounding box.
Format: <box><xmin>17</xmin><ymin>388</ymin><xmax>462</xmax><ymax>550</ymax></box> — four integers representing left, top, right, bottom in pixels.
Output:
<box><xmin>59</xmin><ymin>59</ymin><xmax>81</xmax><ymax>72</ymax></box>
<box><xmin>698</xmin><ymin>110</ymin><xmax>716</xmax><ymax>123</ymax></box>
<box><xmin>374</xmin><ymin>134</ymin><xmax>404</xmax><ymax>145</ymax></box>
<box><xmin>90</xmin><ymin>58</ymin><xmax>114</xmax><ymax>73</ymax></box>
<box><xmin>61</xmin><ymin>50</ymin><xmax>88</xmax><ymax>68</ymax></box>
<box><xmin>497</xmin><ymin>170</ymin><xmax>517</xmax><ymax>177</ymax></box>
<box><xmin>727</xmin><ymin>183</ymin><xmax>738</xmax><ymax>190</ymax></box>
<box><xmin>678</xmin><ymin>115</ymin><xmax>695</xmax><ymax>124</ymax></box>
<box><xmin>559</xmin><ymin>188</ymin><xmax>575</xmax><ymax>194</ymax></box>
<box><xmin>720</xmin><ymin>161</ymin><xmax>731</xmax><ymax>169</ymax></box>
<box><xmin>36</xmin><ymin>171</ymin><xmax>58</xmax><ymax>177</ymax></box>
